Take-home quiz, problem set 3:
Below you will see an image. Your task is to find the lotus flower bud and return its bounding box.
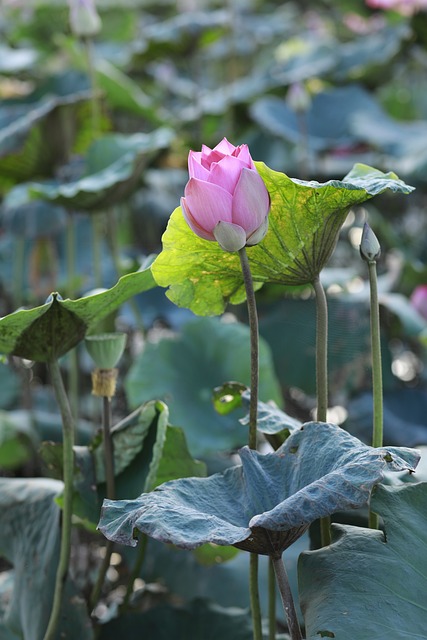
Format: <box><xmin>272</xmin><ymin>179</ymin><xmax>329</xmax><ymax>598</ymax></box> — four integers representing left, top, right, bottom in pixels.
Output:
<box><xmin>69</xmin><ymin>0</ymin><xmax>101</xmax><ymax>37</ymax></box>
<box><xmin>181</xmin><ymin>138</ymin><xmax>270</xmax><ymax>253</ymax></box>
<box><xmin>360</xmin><ymin>222</ymin><xmax>381</xmax><ymax>262</ymax></box>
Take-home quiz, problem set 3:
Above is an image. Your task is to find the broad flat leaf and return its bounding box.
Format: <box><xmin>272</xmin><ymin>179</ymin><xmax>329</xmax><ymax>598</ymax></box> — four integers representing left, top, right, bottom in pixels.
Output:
<box><xmin>99</xmin><ymin>422</ymin><xmax>419</xmax><ymax>556</ymax></box>
<box><xmin>0</xmin><ymin>477</ymin><xmax>93</xmax><ymax>640</ymax></box>
<box><xmin>151</xmin><ymin>162</ymin><xmax>414</xmax><ymax>315</ymax></box>
<box><xmin>62</xmin><ymin>37</ymin><xmax>164</xmax><ymax>123</ymax></box>
<box><xmin>98</xmin><ymin>599</ymin><xmax>279</xmax><ymax>640</ymax></box>
<box><xmin>29</xmin><ymin>128</ymin><xmax>174</xmax><ymax>211</ymax></box>
<box><xmin>259</xmin><ymin>295</ymin><xmax>395</xmax><ymax>397</ymax></box>
<box><xmin>240</xmin><ymin>390</ymin><xmax>302</xmax><ymax>436</ymax></box>
<box><xmin>250</xmin><ymin>85</ymin><xmax>384</xmax><ymax>151</ymax></box>
<box><xmin>95</xmin><ymin>400</ymin><xmax>204</xmax><ymax>500</ymax></box>
<box><xmin>0</xmin><ymin>410</ymin><xmax>39</xmax><ymax>470</ymax></box>
<box><xmin>299</xmin><ymin>482</ymin><xmax>427</xmax><ymax>640</ymax></box>
<box><xmin>346</xmin><ymin>387</ymin><xmax>427</xmax><ymax>448</ymax></box>
<box><xmin>125</xmin><ymin>316</ymin><xmax>282</xmax><ymax>456</ymax></box>
<box><xmin>0</xmin><ymin>90</ymin><xmax>92</xmax><ymax>189</ymax></box>
<box><xmin>0</xmin><ymin>264</ymin><xmax>155</xmax><ymax>361</ymax></box>
<box><xmin>0</xmin><ymin>45</ymin><xmax>39</xmax><ymax>73</ymax></box>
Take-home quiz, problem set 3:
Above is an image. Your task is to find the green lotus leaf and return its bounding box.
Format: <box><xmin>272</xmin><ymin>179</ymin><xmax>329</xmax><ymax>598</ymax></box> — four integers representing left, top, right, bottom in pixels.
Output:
<box><xmin>0</xmin><ymin>477</ymin><xmax>93</xmax><ymax>640</ymax></box>
<box><xmin>152</xmin><ymin>162</ymin><xmax>414</xmax><ymax>315</ymax></box>
<box><xmin>0</xmin><ymin>264</ymin><xmax>155</xmax><ymax>362</ymax></box>
<box><xmin>99</xmin><ymin>422</ymin><xmax>419</xmax><ymax>557</ymax></box>
<box><xmin>28</xmin><ymin>128</ymin><xmax>174</xmax><ymax>211</ymax></box>
<box><xmin>0</xmin><ymin>89</ymin><xmax>92</xmax><ymax>191</ymax></box>
<box><xmin>299</xmin><ymin>482</ymin><xmax>427</xmax><ymax>640</ymax></box>
<box><xmin>124</xmin><ymin>316</ymin><xmax>282</xmax><ymax>456</ymax></box>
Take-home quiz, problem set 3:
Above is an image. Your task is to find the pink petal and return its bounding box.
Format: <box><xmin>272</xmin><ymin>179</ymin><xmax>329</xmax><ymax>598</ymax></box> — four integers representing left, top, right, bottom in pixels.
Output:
<box><xmin>181</xmin><ymin>197</ymin><xmax>215</xmax><ymax>241</ymax></box>
<box><xmin>184</xmin><ymin>178</ymin><xmax>233</xmax><ymax>232</ymax></box>
<box><xmin>234</xmin><ymin>144</ymin><xmax>256</xmax><ymax>170</ymax></box>
<box><xmin>208</xmin><ymin>155</ymin><xmax>247</xmax><ymax>195</ymax></box>
<box><xmin>232</xmin><ymin>168</ymin><xmax>270</xmax><ymax>233</ymax></box>
<box><xmin>200</xmin><ymin>144</ymin><xmax>226</xmax><ymax>169</ymax></box>
<box><xmin>188</xmin><ymin>152</ymin><xmax>210</xmax><ymax>180</ymax></box>
<box><xmin>213</xmin><ymin>138</ymin><xmax>237</xmax><ymax>155</ymax></box>
<box><xmin>213</xmin><ymin>221</ymin><xmax>246</xmax><ymax>252</ymax></box>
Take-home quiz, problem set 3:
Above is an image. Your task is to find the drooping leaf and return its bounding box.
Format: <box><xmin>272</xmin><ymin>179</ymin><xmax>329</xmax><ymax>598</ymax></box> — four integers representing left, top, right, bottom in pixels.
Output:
<box><xmin>28</xmin><ymin>128</ymin><xmax>175</xmax><ymax>211</ymax></box>
<box><xmin>0</xmin><ymin>478</ymin><xmax>93</xmax><ymax>640</ymax></box>
<box><xmin>125</xmin><ymin>316</ymin><xmax>282</xmax><ymax>456</ymax></box>
<box><xmin>299</xmin><ymin>482</ymin><xmax>427</xmax><ymax>640</ymax></box>
<box><xmin>240</xmin><ymin>390</ymin><xmax>302</xmax><ymax>437</ymax></box>
<box><xmin>99</xmin><ymin>422</ymin><xmax>419</xmax><ymax>556</ymax></box>
<box><xmin>0</xmin><ymin>89</ymin><xmax>92</xmax><ymax>190</ymax></box>
<box><xmin>0</xmin><ymin>264</ymin><xmax>156</xmax><ymax>361</ymax></box>
<box><xmin>151</xmin><ymin>163</ymin><xmax>414</xmax><ymax>315</ymax></box>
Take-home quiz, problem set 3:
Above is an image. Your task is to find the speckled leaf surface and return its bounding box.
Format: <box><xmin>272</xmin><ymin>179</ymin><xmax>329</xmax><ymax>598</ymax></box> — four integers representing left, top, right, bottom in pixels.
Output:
<box><xmin>99</xmin><ymin>422</ymin><xmax>419</xmax><ymax>554</ymax></box>
<box><xmin>151</xmin><ymin>163</ymin><xmax>414</xmax><ymax>315</ymax></box>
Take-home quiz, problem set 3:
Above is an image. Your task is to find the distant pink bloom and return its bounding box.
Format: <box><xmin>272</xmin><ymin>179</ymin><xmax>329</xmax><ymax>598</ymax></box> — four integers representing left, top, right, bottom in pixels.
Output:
<box><xmin>366</xmin><ymin>0</ymin><xmax>427</xmax><ymax>15</ymax></box>
<box><xmin>69</xmin><ymin>0</ymin><xmax>101</xmax><ymax>37</ymax></box>
<box><xmin>181</xmin><ymin>138</ymin><xmax>270</xmax><ymax>252</ymax></box>
<box><xmin>411</xmin><ymin>285</ymin><xmax>427</xmax><ymax>320</ymax></box>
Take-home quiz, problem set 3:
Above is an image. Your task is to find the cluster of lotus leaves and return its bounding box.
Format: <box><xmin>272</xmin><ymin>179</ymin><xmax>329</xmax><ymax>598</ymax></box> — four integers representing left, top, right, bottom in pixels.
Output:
<box><xmin>99</xmin><ymin>421</ymin><xmax>419</xmax><ymax>557</ymax></box>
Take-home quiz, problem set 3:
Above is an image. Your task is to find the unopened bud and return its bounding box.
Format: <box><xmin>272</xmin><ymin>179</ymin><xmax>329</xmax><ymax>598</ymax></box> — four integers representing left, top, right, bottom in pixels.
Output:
<box><xmin>360</xmin><ymin>222</ymin><xmax>381</xmax><ymax>262</ymax></box>
<box><xmin>69</xmin><ymin>0</ymin><xmax>102</xmax><ymax>38</ymax></box>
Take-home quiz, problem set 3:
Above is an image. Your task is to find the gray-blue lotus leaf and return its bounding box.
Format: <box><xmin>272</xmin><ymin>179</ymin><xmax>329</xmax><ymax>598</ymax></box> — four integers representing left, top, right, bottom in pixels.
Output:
<box><xmin>99</xmin><ymin>422</ymin><xmax>419</xmax><ymax>554</ymax></box>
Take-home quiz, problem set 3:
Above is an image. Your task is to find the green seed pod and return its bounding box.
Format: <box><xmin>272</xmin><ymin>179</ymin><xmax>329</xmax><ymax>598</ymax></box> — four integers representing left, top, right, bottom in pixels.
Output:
<box><xmin>85</xmin><ymin>332</ymin><xmax>126</xmax><ymax>370</ymax></box>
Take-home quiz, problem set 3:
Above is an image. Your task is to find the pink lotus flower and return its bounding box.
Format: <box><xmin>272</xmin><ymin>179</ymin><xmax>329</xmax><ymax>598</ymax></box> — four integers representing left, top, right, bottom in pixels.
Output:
<box><xmin>365</xmin><ymin>0</ymin><xmax>427</xmax><ymax>15</ymax></box>
<box><xmin>181</xmin><ymin>138</ymin><xmax>270</xmax><ymax>252</ymax></box>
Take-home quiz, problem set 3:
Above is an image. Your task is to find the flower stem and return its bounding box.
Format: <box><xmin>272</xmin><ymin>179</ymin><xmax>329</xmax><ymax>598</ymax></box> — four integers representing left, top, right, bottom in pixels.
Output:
<box><xmin>121</xmin><ymin>533</ymin><xmax>148</xmax><ymax>612</ymax></box>
<box><xmin>313</xmin><ymin>277</ymin><xmax>328</xmax><ymax>423</ymax></box>
<box><xmin>43</xmin><ymin>360</ymin><xmax>75</xmax><ymax>640</ymax></box>
<box><xmin>238</xmin><ymin>247</ymin><xmax>259</xmax><ymax>450</ymax></box>
<box><xmin>270</xmin><ymin>554</ymin><xmax>303</xmax><ymax>640</ymax></box>
<box><xmin>238</xmin><ymin>247</ymin><xmax>262</xmax><ymax>640</ymax></box>
<box><xmin>313</xmin><ymin>277</ymin><xmax>331</xmax><ymax>547</ymax></box>
<box><xmin>249</xmin><ymin>552</ymin><xmax>263</xmax><ymax>640</ymax></box>
<box><xmin>367</xmin><ymin>259</ymin><xmax>383</xmax><ymax>529</ymax></box>
<box><xmin>268</xmin><ymin>556</ymin><xmax>277</xmax><ymax>640</ymax></box>
<box><xmin>90</xmin><ymin>396</ymin><xmax>116</xmax><ymax>610</ymax></box>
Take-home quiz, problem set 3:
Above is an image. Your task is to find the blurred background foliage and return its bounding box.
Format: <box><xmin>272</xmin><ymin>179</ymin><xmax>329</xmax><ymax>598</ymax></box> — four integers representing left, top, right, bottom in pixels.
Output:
<box><xmin>1</xmin><ymin>0</ymin><xmax>427</xmax><ymax>637</ymax></box>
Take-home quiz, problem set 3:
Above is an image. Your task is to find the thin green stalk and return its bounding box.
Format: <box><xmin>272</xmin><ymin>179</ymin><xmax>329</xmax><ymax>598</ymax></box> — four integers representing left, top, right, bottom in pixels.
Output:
<box><xmin>313</xmin><ymin>277</ymin><xmax>331</xmax><ymax>547</ymax></box>
<box><xmin>313</xmin><ymin>277</ymin><xmax>328</xmax><ymax>423</ymax></box>
<box><xmin>66</xmin><ymin>217</ymin><xmax>79</xmax><ymax>427</ymax></box>
<box><xmin>238</xmin><ymin>247</ymin><xmax>262</xmax><ymax>640</ymax></box>
<box><xmin>121</xmin><ymin>533</ymin><xmax>148</xmax><ymax>612</ymax></box>
<box><xmin>92</xmin><ymin>214</ymin><xmax>103</xmax><ymax>289</ymax></box>
<box><xmin>367</xmin><ymin>259</ymin><xmax>383</xmax><ymax>529</ymax></box>
<box><xmin>238</xmin><ymin>247</ymin><xmax>259</xmax><ymax>450</ymax></box>
<box><xmin>249</xmin><ymin>553</ymin><xmax>263</xmax><ymax>640</ymax></box>
<box><xmin>268</xmin><ymin>557</ymin><xmax>277</xmax><ymax>640</ymax></box>
<box><xmin>90</xmin><ymin>396</ymin><xmax>116</xmax><ymax>610</ymax></box>
<box><xmin>83</xmin><ymin>36</ymin><xmax>100</xmax><ymax>137</ymax></box>
<box><xmin>270</xmin><ymin>554</ymin><xmax>303</xmax><ymax>640</ymax></box>
<box><xmin>43</xmin><ymin>360</ymin><xmax>75</xmax><ymax>640</ymax></box>
<box><xmin>13</xmin><ymin>236</ymin><xmax>25</xmax><ymax>309</ymax></box>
